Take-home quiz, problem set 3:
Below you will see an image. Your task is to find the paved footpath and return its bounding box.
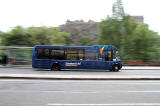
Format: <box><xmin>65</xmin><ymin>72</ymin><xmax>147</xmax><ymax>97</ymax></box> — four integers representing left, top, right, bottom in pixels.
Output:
<box><xmin>123</xmin><ymin>66</ymin><xmax>160</xmax><ymax>70</ymax></box>
<box><xmin>1</xmin><ymin>65</ymin><xmax>160</xmax><ymax>70</ymax></box>
<box><xmin>0</xmin><ymin>66</ymin><xmax>160</xmax><ymax>80</ymax></box>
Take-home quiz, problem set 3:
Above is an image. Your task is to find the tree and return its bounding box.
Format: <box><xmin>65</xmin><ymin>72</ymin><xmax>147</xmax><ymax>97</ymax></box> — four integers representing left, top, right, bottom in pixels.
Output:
<box><xmin>1</xmin><ymin>26</ymin><xmax>32</xmax><ymax>46</ymax></box>
<box><xmin>98</xmin><ymin>15</ymin><xmax>136</xmax><ymax>49</ymax></box>
<box><xmin>48</xmin><ymin>27</ymin><xmax>71</xmax><ymax>46</ymax></box>
<box><xmin>112</xmin><ymin>0</ymin><xmax>125</xmax><ymax>20</ymax></box>
<box><xmin>0</xmin><ymin>31</ymin><xmax>4</xmax><ymax>56</ymax></box>
<box><xmin>131</xmin><ymin>24</ymin><xmax>160</xmax><ymax>61</ymax></box>
<box><xmin>0</xmin><ymin>31</ymin><xmax>2</xmax><ymax>46</ymax></box>
<box><xmin>79</xmin><ymin>35</ymin><xmax>92</xmax><ymax>46</ymax></box>
<box><xmin>119</xmin><ymin>16</ymin><xmax>138</xmax><ymax>59</ymax></box>
<box><xmin>27</xmin><ymin>27</ymin><xmax>71</xmax><ymax>46</ymax></box>
<box><xmin>98</xmin><ymin>18</ymin><xmax>122</xmax><ymax>49</ymax></box>
<box><xmin>1</xmin><ymin>26</ymin><xmax>71</xmax><ymax>46</ymax></box>
<box><xmin>26</xmin><ymin>26</ymin><xmax>53</xmax><ymax>46</ymax></box>
<box><xmin>98</xmin><ymin>15</ymin><xmax>160</xmax><ymax>61</ymax></box>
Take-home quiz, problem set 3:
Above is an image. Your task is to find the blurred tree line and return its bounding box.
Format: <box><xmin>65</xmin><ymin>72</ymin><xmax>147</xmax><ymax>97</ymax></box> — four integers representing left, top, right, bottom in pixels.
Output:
<box><xmin>98</xmin><ymin>15</ymin><xmax>160</xmax><ymax>61</ymax></box>
<box><xmin>0</xmin><ymin>26</ymin><xmax>71</xmax><ymax>46</ymax></box>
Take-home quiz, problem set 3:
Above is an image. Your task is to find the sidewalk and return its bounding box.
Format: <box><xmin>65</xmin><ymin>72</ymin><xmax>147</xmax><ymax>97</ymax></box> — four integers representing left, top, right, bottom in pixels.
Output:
<box><xmin>0</xmin><ymin>66</ymin><xmax>160</xmax><ymax>80</ymax></box>
<box><xmin>1</xmin><ymin>65</ymin><xmax>160</xmax><ymax>70</ymax></box>
<box><xmin>122</xmin><ymin>66</ymin><xmax>160</xmax><ymax>70</ymax></box>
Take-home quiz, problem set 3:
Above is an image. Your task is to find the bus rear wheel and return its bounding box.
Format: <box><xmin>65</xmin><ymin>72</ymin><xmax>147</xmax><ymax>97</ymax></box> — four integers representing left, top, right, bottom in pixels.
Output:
<box><xmin>112</xmin><ymin>65</ymin><xmax>119</xmax><ymax>72</ymax></box>
<box><xmin>51</xmin><ymin>64</ymin><xmax>60</xmax><ymax>71</ymax></box>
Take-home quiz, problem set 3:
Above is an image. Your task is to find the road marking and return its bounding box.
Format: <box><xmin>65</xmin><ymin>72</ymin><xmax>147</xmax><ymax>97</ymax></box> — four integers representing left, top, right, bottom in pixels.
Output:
<box><xmin>47</xmin><ymin>103</ymin><xmax>160</xmax><ymax>106</ymax></box>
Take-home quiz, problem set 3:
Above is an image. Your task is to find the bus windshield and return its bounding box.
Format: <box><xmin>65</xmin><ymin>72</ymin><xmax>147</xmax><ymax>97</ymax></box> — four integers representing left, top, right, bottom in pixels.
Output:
<box><xmin>113</xmin><ymin>50</ymin><xmax>120</xmax><ymax>61</ymax></box>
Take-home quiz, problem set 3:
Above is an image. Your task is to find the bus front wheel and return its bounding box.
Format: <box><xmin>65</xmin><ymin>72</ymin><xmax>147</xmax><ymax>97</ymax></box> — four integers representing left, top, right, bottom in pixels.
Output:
<box><xmin>51</xmin><ymin>64</ymin><xmax>61</xmax><ymax>71</ymax></box>
<box><xmin>112</xmin><ymin>65</ymin><xmax>119</xmax><ymax>72</ymax></box>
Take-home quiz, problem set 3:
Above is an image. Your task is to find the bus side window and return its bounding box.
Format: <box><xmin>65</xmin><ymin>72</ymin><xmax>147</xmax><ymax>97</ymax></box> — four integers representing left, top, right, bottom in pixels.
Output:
<box><xmin>44</xmin><ymin>49</ymin><xmax>49</xmax><ymax>59</ymax></box>
<box><xmin>66</xmin><ymin>49</ymin><xmax>85</xmax><ymax>60</ymax></box>
<box><xmin>66</xmin><ymin>49</ymin><xmax>78</xmax><ymax>60</ymax></box>
<box><xmin>50</xmin><ymin>49</ymin><xmax>65</xmax><ymax>60</ymax></box>
<box><xmin>85</xmin><ymin>50</ymin><xmax>97</xmax><ymax>60</ymax></box>
<box><xmin>37</xmin><ymin>48</ymin><xmax>43</xmax><ymax>59</ymax></box>
<box><xmin>78</xmin><ymin>49</ymin><xmax>85</xmax><ymax>60</ymax></box>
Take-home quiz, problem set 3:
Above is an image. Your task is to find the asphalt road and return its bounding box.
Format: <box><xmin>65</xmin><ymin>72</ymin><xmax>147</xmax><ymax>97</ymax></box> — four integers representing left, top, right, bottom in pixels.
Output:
<box><xmin>0</xmin><ymin>80</ymin><xmax>160</xmax><ymax>106</ymax></box>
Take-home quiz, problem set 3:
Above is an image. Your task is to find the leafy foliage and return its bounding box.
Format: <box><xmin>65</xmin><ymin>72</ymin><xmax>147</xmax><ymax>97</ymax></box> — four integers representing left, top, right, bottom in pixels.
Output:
<box><xmin>1</xmin><ymin>26</ymin><xmax>71</xmax><ymax>46</ymax></box>
<box><xmin>79</xmin><ymin>35</ymin><xmax>92</xmax><ymax>46</ymax></box>
<box><xmin>98</xmin><ymin>15</ymin><xmax>160</xmax><ymax>61</ymax></box>
<box><xmin>1</xmin><ymin>26</ymin><xmax>32</xmax><ymax>46</ymax></box>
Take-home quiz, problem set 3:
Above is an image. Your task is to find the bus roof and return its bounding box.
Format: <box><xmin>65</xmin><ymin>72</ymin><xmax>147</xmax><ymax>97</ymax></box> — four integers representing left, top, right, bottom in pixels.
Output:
<box><xmin>34</xmin><ymin>45</ymin><xmax>117</xmax><ymax>50</ymax></box>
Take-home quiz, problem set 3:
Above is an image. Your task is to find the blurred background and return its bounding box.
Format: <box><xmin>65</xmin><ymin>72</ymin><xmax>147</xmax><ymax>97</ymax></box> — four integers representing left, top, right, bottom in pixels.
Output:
<box><xmin>0</xmin><ymin>0</ymin><xmax>160</xmax><ymax>66</ymax></box>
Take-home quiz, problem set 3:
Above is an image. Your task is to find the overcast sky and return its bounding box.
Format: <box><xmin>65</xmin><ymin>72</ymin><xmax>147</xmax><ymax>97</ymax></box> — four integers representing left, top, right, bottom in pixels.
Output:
<box><xmin>0</xmin><ymin>0</ymin><xmax>159</xmax><ymax>33</ymax></box>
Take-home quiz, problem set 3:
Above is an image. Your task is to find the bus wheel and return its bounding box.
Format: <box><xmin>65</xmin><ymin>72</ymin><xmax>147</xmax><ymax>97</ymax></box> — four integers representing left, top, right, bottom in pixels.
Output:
<box><xmin>112</xmin><ymin>65</ymin><xmax>119</xmax><ymax>72</ymax></box>
<box><xmin>51</xmin><ymin>64</ymin><xmax>60</xmax><ymax>71</ymax></box>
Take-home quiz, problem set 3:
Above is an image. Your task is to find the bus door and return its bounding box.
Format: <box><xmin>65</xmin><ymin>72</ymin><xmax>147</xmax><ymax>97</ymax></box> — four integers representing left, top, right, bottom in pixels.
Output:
<box><xmin>104</xmin><ymin>50</ymin><xmax>113</xmax><ymax>69</ymax></box>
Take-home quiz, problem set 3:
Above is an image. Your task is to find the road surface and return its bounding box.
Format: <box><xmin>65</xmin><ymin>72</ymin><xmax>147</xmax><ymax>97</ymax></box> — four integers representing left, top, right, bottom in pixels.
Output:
<box><xmin>0</xmin><ymin>80</ymin><xmax>160</xmax><ymax>106</ymax></box>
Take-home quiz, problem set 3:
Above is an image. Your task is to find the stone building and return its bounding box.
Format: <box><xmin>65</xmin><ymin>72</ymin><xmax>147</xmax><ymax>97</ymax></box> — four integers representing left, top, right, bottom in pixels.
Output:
<box><xmin>60</xmin><ymin>20</ymin><xmax>99</xmax><ymax>45</ymax></box>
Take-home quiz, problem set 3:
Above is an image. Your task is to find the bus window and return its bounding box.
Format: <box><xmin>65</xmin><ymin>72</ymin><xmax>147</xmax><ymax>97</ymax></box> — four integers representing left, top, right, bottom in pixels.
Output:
<box><xmin>37</xmin><ymin>48</ymin><xmax>45</xmax><ymax>59</ymax></box>
<box><xmin>66</xmin><ymin>49</ymin><xmax>78</xmax><ymax>60</ymax></box>
<box><xmin>78</xmin><ymin>49</ymin><xmax>85</xmax><ymax>60</ymax></box>
<box><xmin>37</xmin><ymin>48</ymin><xmax>50</xmax><ymax>59</ymax></box>
<box><xmin>66</xmin><ymin>49</ymin><xmax>85</xmax><ymax>60</ymax></box>
<box><xmin>44</xmin><ymin>49</ymin><xmax>49</xmax><ymax>57</ymax></box>
<box><xmin>50</xmin><ymin>49</ymin><xmax>65</xmax><ymax>60</ymax></box>
<box><xmin>85</xmin><ymin>50</ymin><xmax>98</xmax><ymax>60</ymax></box>
<box><xmin>37</xmin><ymin>48</ymin><xmax>65</xmax><ymax>60</ymax></box>
<box><xmin>105</xmin><ymin>50</ymin><xmax>113</xmax><ymax>61</ymax></box>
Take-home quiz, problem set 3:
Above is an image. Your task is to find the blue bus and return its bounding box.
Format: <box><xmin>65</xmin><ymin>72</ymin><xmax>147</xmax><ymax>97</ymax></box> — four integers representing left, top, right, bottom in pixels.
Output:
<box><xmin>32</xmin><ymin>45</ymin><xmax>122</xmax><ymax>71</ymax></box>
